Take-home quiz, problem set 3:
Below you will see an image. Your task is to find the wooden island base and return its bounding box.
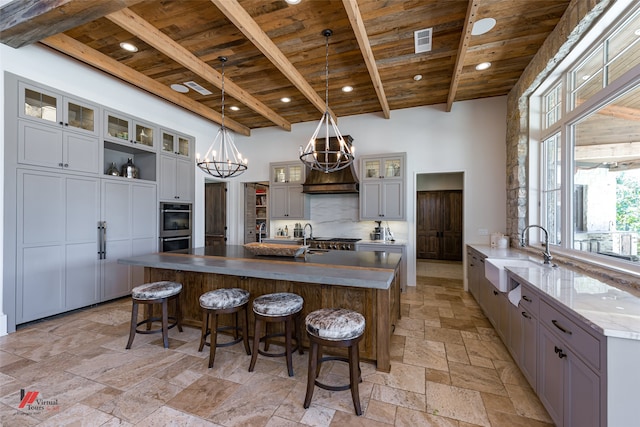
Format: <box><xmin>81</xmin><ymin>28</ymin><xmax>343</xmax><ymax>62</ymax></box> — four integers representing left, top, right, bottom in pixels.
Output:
<box><xmin>145</xmin><ymin>266</ymin><xmax>400</xmax><ymax>372</ymax></box>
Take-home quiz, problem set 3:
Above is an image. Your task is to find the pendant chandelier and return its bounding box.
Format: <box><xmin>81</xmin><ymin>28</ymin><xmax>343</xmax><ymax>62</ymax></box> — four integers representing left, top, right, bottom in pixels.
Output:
<box><xmin>196</xmin><ymin>56</ymin><xmax>247</xmax><ymax>179</ymax></box>
<box><xmin>299</xmin><ymin>29</ymin><xmax>354</xmax><ymax>173</ymax></box>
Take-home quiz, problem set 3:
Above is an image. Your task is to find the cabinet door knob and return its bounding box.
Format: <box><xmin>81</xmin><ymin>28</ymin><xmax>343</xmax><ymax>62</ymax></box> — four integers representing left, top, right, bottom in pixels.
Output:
<box><xmin>554</xmin><ymin>346</ymin><xmax>567</xmax><ymax>359</ymax></box>
<box><xmin>493</xmin><ymin>290</ymin><xmax>499</xmax><ymax>296</ymax></box>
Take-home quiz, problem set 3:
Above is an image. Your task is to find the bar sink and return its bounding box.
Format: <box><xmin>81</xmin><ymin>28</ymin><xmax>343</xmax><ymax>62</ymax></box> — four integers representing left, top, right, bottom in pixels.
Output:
<box><xmin>484</xmin><ymin>258</ymin><xmax>548</xmax><ymax>291</ymax></box>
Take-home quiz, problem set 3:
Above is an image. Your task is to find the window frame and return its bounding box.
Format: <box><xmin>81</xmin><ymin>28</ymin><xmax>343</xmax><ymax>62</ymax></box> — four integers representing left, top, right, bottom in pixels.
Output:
<box><xmin>530</xmin><ymin>2</ymin><xmax>640</xmax><ymax>274</ymax></box>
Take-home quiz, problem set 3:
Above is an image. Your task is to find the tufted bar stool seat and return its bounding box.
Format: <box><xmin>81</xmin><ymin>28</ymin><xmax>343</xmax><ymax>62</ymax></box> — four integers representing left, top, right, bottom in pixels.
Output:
<box><xmin>126</xmin><ymin>281</ymin><xmax>183</xmax><ymax>349</ymax></box>
<box><xmin>198</xmin><ymin>288</ymin><xmax>251</xmax><ymax>368</ymax></box>
<box><xmin>249</xmin><ymin>292</ymin><xmax>304</xmax><ymax>377</ymax></box>
<box><xmin>303</xmin><ymin>308</ymin><xmax>365</xmax><ymax>416</ymax></box>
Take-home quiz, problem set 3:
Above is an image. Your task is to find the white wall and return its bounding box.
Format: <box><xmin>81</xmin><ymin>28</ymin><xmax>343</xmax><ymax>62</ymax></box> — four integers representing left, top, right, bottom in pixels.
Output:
<box><xmin>1</xmin><ymin>42</ymin><xmax>508</xmax><ymax>333</ymax></box>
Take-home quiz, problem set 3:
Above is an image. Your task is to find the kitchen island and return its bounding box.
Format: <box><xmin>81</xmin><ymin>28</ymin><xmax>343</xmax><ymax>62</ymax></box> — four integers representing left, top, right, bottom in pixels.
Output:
<box><xmin>119</xmin><ymin>246</ymin><xmax>401</xmax><ymax>372</ymax></box>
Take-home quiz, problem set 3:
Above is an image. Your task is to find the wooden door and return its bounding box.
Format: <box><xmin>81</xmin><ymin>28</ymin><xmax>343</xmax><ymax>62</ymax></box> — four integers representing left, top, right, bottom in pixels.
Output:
<box><xmin>416</xmin><ymin>190</ymin><xmax>462</xmax><ymax>260</ymax></box>
<box><xmin>205</xmin><ymin>182</ymin><xmax>226</xmax><ymax>247</ymax></box>
<box><xmin>442</xmin><ymin>191</ymin><xmax>463</xmax><ymax>261</ymax></box>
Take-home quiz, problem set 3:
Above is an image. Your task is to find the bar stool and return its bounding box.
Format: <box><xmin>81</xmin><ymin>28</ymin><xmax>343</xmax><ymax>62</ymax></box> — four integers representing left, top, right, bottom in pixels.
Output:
<box><xmin>126</xmin><ymin>281</ymin><xmax>183</xmax><ymax>349</ymax></box>
<box><xmin>303</xmin><ymin>308</ymin><xmax>365</xmax><ymax>416</ymax></box>
<box><xmin>249</xmin><ymin>292</ymin><xmax>303</xmax><ymax>377</ymax></box>
<box><xmin>198</xmin><ymin>288</ymin><xmax>251</xmax><ymax>368</ymax></box>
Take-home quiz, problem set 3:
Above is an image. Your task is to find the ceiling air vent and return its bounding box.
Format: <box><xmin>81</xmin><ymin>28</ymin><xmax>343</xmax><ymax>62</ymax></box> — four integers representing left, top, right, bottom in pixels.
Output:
<box><xmin>183</xmin><ymin>81</ymin><xmax>213</xmax><ymax>96</ymax></box>
<box><xmin>414</xmin><ymin>28</ymin><xmax>432</xmax><ymax>54</ymax></box>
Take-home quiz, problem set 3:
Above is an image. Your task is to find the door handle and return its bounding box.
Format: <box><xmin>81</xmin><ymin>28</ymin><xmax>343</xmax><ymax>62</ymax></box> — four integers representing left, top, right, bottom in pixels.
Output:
<box><xmin>97</xmin><ymin>221</ymin><xmax>107</xmax><ymax>259</ymax></box>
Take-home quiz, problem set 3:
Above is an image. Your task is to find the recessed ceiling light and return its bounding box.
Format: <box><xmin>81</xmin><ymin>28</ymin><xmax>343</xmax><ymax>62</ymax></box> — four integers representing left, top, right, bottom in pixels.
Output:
<box><xmin>285</xmin><ymin>0</ymin><xmax>301</xmax><ymax>4</ymax></box>
<box><xmin>281</xmin><ymin>97</ymin><xmax>291</xmax><ymax>103</ymax></box>
<box><xmin>472</xmin><ymin>18</ymin><xmax>496</xmax><ymax>36</ymax></box>
<box><xmin>635</xmin><ymin>28</ymin><xmax>640</xmax><ymax>36</ymax></box>
<box><xmin>119</xmin><ymin>42</ymin><xmax>138</xmax><ymax>52</ymax></box>
<box><xmin>413</xmin><ymin>74</ymin><xmax>423</xmax><ymax>81</ymax></box>
<box><xmin>582</xmin><ymin>74</ymin><xmax>591</xmax><ymax>81</ymax></box>
<box><xmin>476</xmin><ymin>62</ymin><xmax>492</xmax><ymax>71</ymax></box>
<box><xmin>170</xmin><ymin>84</ymin><xmax>189</xmax><ymax>93</ymax></box>
<box><xmin>342</xmin><ymin>86</ymin><xmax>353</xmax><ymax>93</ymax></box>
<box><xmin>230</xmin><ymin>106</ymin><xmax>240</xmax><ymax>111</ymax></box>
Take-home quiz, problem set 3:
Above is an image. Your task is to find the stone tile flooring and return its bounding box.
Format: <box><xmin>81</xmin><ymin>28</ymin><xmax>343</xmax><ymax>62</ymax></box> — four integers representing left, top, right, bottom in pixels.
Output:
<box><xmin>0</xmin><ymin>262</ymin><xmax>553</xmax><ymax>426</ymax></box>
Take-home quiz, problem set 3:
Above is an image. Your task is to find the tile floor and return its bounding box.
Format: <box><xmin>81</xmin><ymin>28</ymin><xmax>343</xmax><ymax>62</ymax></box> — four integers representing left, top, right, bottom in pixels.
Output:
<box><xmin>0</xmin><ymin>261</ymin><xmax>553</xmax><ymax>426</ymax></box>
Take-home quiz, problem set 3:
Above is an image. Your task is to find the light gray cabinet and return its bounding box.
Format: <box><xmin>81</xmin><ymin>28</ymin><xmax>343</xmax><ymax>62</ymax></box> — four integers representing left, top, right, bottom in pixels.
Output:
<box><xmin>269</xmin><ymin>161</ymin><xmax>309</xmax><ymax>220</ymax></box>
<box><xmin>18</xmin><ymin>119</ymin><xmax>99</xmax><ymax>174</ymax></box>
<box><xmin>466</xmin><ymin>247</ymin><xmax>483</xmax><ymax>302</ymax></box>
<box><xmin>159</xmin><ymin>155</ymin><xmax>193</xmax><ymax>202</ymax></box>
<box><xmin>101</xmin><ymin>180</ymin><xmax>157</xmax><ymax>300</ymax></box>
<box><xmin>359</xmin><ymin>153</ymin><xmax>405</xmax><ymax>220</ymax></box>
<box><xmin>19</xmin><ymin>82</ymin><xmax>99</xmax><ymax>136</ymax></box>
<box><xmin>16</xmin><ymin>170</ymin><xmax>101</xmax><ymax>323</ymax></box>
<box><xmin>104</xmin><ymin>110</ymin><xmax>156</xmax><ymax>151</ymax></box>
<box><xmin>356</xmin><ymin>243</ymin><xmax>407</xmax><ymax>291</ymax></box>
<box><xmin>508</xmin><ymin>282</ymin><xmax>539</xmax><ymax>389</ymax></box>
<box><xmin>538</xmin><ymin>299</ymin><xmax>601</xmax><ymax>427</ymax></box>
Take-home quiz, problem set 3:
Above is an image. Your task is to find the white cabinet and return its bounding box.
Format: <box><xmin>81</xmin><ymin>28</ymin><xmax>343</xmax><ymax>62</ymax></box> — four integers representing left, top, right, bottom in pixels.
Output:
<box><xmin>16</xmin><ymin>170</ymin><xmax>101</xmax><ymax>323</ymax></box>
<box><xmin>359</xmin><ymin>153</ymin><xmax>406</xmax><ymax>220</ymax></box>
<box><xmin>269</xmin><ymin>162</ymin><xmax>309</xmax><ymax>219</ymax></box>
<box><xmin>159</xmin><ymin>155</ymin><xmax>194</xmax><ymax>202</ymax></box>
<box><xmin>104</xmin><ymin>110</ymin><xmax>156</xmax><ymax>151</ymax></box>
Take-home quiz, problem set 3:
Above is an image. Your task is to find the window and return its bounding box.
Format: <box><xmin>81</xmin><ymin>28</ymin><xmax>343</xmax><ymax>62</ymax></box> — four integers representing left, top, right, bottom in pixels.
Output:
<box><xmin>543</xmin><ymin>83</ymin><xmax>562</xmax><ymax>129</ymax></box>
<box><xmin>542</xmin><ymin>133</ymin><xmax>562</xmax><ymax>245</ymax></box>
<box><xmin>535</xmin><ymin>4</ymin><xmax>640</xmax><ymax>267</ymax></box>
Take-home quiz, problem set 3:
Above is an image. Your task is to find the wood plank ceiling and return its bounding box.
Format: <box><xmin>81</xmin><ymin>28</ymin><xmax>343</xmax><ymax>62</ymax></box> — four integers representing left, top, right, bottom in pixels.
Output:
<box><xmin>1</xmin><ymin>0</ymin><xmax>573</xmax><ymax>136</ymax></box>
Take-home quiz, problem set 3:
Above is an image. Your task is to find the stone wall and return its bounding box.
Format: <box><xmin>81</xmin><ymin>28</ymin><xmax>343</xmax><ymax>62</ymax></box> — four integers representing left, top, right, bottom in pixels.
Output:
<box><xmin>505</xmin><ymin>0</ymin><xmax>613</xmax><ymax>244</ymax></box>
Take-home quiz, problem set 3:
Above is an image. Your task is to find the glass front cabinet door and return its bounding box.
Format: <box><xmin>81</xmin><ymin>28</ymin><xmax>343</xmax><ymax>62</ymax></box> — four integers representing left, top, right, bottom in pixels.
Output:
<box><xmin>105</xmin><ymin>111</ymin><xmax>155</xmax><ymax>150</ymax></box>
<box><xmin>20</xmin><ymin>83</ymin><xmax>98</xmax><ymax>136</ymax></box>
<box><xmin>272</xmin><ymin>163</ymin><xmax>305</xmax><ymax>184</ymax></box>
<box><xmin>161</xmin><ymin>130</ymin><xmax>192</xmax><ymax>158</ymax></box>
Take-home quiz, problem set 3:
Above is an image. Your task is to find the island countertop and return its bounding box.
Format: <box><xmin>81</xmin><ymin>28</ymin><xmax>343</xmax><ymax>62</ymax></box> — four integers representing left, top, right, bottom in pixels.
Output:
<box><xmin>119</xmin><ymin>245</ymin><xmax>402</xmax><ymax>290</ymax></box>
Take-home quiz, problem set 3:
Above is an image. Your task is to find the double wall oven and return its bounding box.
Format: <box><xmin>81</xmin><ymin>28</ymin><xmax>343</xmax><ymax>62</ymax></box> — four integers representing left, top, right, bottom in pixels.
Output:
<box><xmin>159</xmin><ymin>202</ymin><xmax>192</xmax><ymax>252</ymax></box>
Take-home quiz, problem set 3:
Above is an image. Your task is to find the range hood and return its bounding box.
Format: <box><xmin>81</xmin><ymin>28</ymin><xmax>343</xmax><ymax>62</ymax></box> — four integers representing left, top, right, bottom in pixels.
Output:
<box><xmin>302</xmin><ymin>135</ymin><xmax>359</xmax><ymax>194</ymax></box>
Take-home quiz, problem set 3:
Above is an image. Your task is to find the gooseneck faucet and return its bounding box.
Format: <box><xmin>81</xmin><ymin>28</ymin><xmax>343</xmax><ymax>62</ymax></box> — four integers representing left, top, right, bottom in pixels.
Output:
<box><xmin>303</xmin><ymin>223</ymin><xmax>313</xmax><ymax>246</ymax></box>
<box><xmin>258</xmin><ymin>222</ymin><xmax>266</xmax><ymax>243</ymax></box>
<box><xmin>520</xmin><ymin>224</ymin><xmax>553</xmax><ymax>264</ymax></box>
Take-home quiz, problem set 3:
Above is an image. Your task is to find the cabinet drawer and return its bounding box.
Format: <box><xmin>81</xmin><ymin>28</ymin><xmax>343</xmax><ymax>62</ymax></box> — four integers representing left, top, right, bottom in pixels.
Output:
<box><xmin>540</xmin><ymin>300</ymin><xmax>601</xmax><ymax>369</ymax></box>
<box><xmin>518</xmin><ymin>283</ymin><xmax>539</xmax><ymax>316</ymax></box>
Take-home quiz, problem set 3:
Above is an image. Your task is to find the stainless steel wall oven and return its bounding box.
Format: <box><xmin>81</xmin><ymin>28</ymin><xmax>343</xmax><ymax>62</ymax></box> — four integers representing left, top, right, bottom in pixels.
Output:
<box><xmin>159</xmin><ymin>202</ymin><xmax>192</xmax><ymax>251</ymax></box>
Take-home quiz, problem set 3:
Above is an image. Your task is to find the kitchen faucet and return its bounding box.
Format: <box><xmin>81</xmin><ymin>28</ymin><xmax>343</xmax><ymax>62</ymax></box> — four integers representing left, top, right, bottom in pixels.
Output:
<box><xmin>258</xmin><ymin>222</ymin><xmax>266</xmax><ymax>243</ymax></box>
<box><xmin>520</xmin><ymin>224</ymin><xmax>553</xmax><ymax>264</ymax></box>
<box><xmin>303</xmin><ymin>223</ymin><xmax>313</xmax><ymax>246</ymax></box>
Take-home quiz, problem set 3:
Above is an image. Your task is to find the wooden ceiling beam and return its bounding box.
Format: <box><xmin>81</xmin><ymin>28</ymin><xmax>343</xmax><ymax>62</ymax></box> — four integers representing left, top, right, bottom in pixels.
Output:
<box><xmin>342</xmin><ymin>0</ymin><xmax>390</xmax><ymax>119</ymax></box>
<box><xmin>0</xmin><ymin>0</ymin><xmax>145</xmax><ymax>48</ymax></box>
<box><xmin>211</xmin><ymin>0</ymin><xmax>337</xmax><ymax>122</ymax></box>
<box><xmin>106</xmin><ymin>8</ymin><xmax>291</xmax><ymax>132</ymax></box>
<box><xmin>446</xmin><ymin>0</ymin><xmax>481</xmax><ymax>112</ymax></box>
<box><xmin>40</xmin><ymin>33</ymin><xmax>250</xmax><ymax>136</ymax></box>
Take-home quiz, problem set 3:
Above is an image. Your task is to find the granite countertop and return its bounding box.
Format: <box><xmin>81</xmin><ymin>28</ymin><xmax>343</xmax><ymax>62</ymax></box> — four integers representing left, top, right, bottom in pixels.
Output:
<box><xmin>469</xmin><ymin>244</ymin><xmax>640</xmax><ymax>341</ymax></box>
<box><xmin>119</xmin><ymin>245</ymin><xmax>401</xmax><ymax>290</ymax></box>
<box><xmin>357</xmin><ymin>240</ymin><xmax>407</xmax><ymax>246</ymax></box>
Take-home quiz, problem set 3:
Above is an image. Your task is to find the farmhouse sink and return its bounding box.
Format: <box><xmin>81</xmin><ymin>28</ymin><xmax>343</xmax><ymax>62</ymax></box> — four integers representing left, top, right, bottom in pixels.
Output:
<box><xmin>484</xmin><ymin>258</ymin><xmax>549</xmax><ymax>292</ymax></box>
